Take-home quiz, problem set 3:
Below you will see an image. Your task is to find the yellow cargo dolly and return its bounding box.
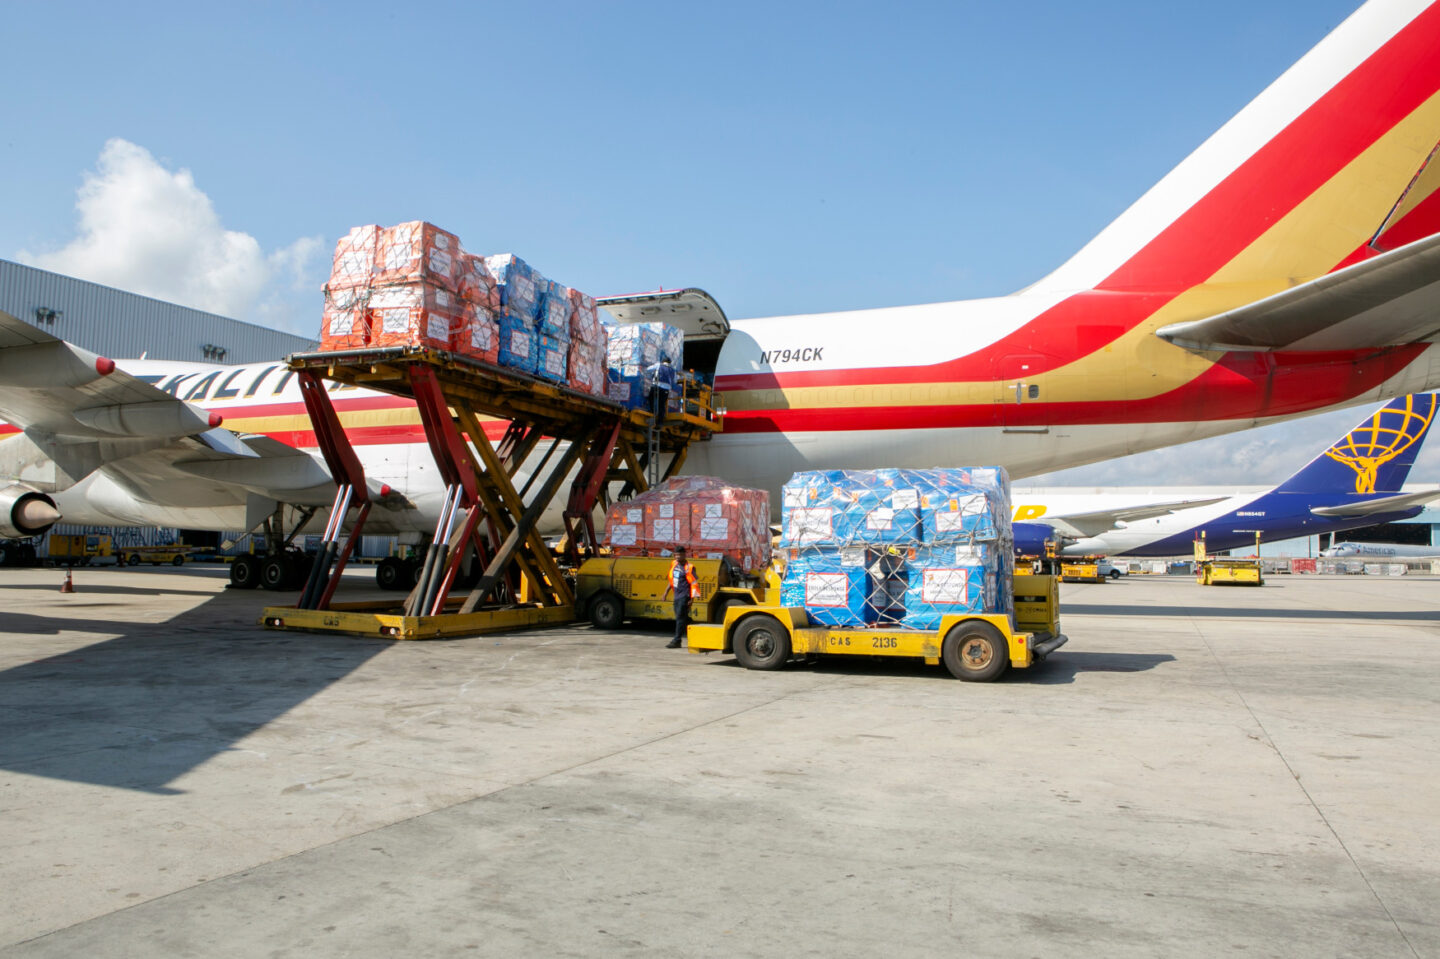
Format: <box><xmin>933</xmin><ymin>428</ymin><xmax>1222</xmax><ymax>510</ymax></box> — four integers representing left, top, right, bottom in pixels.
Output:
<box><xmin>260</xmin><ymin>344</ymin><xmax>721</xmax><ymax>639</ymax></box>
<box><xmin>1194</xmin><ymin>532</ymin><xmax>1264</xmax><ymax>587</ymax></box>
<box><xmin>684</xmin><ymin>573</ymin><xmax>1067</xmax><ymax>682</ymax></box>
<box><xmin>575</xmin><ymin>555</ymin><xmax>782</xmax><ymax>629</ymax></box>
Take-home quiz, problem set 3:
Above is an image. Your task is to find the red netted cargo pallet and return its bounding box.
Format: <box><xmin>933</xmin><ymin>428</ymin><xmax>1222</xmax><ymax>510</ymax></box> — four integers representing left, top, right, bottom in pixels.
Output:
<box><xmin>375</xmin><ymin>221</ymin><xmax>462</xmax><ymax>292</ymax></box>
<box><xmin>602</xmin><ymin>477</ymin><xmax>771</xmax><ymax>572</ymax></box>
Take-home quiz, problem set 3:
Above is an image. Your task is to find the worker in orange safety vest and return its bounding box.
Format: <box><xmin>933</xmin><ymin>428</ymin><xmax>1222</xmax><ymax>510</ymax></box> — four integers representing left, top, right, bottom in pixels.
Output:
<box><xmin>662</xmin><ymin>547</ymin><xmax>700</xmax><ymax>648</ymax></box>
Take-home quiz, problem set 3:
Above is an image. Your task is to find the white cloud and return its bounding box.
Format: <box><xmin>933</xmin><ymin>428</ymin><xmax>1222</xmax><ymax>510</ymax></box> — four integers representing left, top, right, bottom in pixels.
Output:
<box><xmin>17</xmin><ymin>139</ymin><xmax>323</xmax><ymax>334</ymax></box>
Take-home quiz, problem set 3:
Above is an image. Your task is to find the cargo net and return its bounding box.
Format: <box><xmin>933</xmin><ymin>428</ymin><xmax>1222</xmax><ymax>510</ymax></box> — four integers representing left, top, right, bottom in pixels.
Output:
<box><xmin>604</xmin><ymin>321</ymin><xmax>685</xmax><ymax>410</ymax></box>
<box><xmin>777</xmin><ymin>468</ymin><xmax>1014</xmax><ymax>630</ymax></box>
<box><xmin>602</xmin><ymin>476</ymin><xmax>771</xmax><ymax>574</ymax></box>
<box><xmin>316</xmin><ymin>223</ymin><xmax>640</xmax><ymax>400</ymax></box>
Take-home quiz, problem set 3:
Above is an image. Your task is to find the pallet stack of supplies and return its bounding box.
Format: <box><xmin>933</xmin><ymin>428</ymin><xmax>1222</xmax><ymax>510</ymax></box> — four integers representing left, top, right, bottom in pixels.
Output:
<box><xmin>567</xmin><ymin>334</ymin><xmax>607</xmax><ymax>397</ymax></box>
<box><xmin>498</xmin><ymin>312</ymin><xmax>538</xmax><ymax>374</ymax></box>
<box><xmin>538</xmin><ymin>281</ymin><xmax>572</xmax><ymax>337</ymax></box>
<box><xmin>484</xmin><ymin>254</ymin><xmax>542</xmax><ymax>324</ymax></box>
<box><xmin>656</xmin><ymin>323</ymin><xmax>685</xmax><ymax>366</ymax></box>
<box><xmin>367</xmin><ymin>281</ymin><xmax>464</xmax><ymax>351</ymax></box>
<box><xmin>899</xmin><ymin>560</ymin><xmax>997</xmax><ymax>631</ymax></box>
<box><xmin>328</xmin><ymin>225</ymin><xmax>380</xmax><ymax>289</ymax></box>
<box><xmin>452</xmin><ymin>303</ymin><xmax>499</xmax><ymax>364</ymax></box>
<box><xmin>779</xmin><ymin>551</ymin><xmax>870</xmax><ymax>628</ymax></box>
<box><xmin>687</xmin><ymin>486</ymin><xmax>771</xmax><ymax>573</ymax></box>
<box><xmin>319</xmin><ymin>285</ymin><xmax>371</xmax><ymax>350</ymax></box>
<box><xmin>374</xmin><ymin>221</ymin><xmax>462</xmax><ymax>292</ymax></box>
<box><xmin>920</xmin><ymin>490</ymin><xmax>998</xmax><ymax>542</ymax></box>
<box><xmin>643</xmin><ymin>499</ymin><xmax>686</xmax><ymax>554</ymax></box>
<box><xmin>606</xmin><ymin>323</ymin><xmax>661</xmax><ymax>368</ymax></box>
<box><xmin>605</xmin><ymin>369</ymin><xmax>643</xmax><ymax>408</ymax></box>
<box><xmin>602</xmin><ymin>503</ymin><xmax>646</xmax><ymax>556</ymax></box>
<box><xmin>535</xmin><ymin>333</ymin><xmax>570</xmax><ymax>383</ymax></box>
<box><xmin>569</xmin><ymin>289</ymin><xmax>603</xmax><ymax>343</ymax></box>
<box><xmin>455</xmin><ymin>254</ymin><xmax>500</xmax><ymax>312</ymax></box>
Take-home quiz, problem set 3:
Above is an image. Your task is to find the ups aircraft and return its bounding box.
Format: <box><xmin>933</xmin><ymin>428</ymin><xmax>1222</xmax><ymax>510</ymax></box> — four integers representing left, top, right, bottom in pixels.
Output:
<box><xmin>4</xmin><ymin>0</ymin><xmax>1440</xmax><ymax>590</ymax></box>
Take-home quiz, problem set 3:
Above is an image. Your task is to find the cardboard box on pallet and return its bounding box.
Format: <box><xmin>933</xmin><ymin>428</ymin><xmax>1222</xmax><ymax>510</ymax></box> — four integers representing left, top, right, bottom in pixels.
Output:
<box><xmin>452</xmin><ymin>304</ymin><xmax>499</xmax><ymax>364</ymax></box>
<box><xmin>601</xmin><ymin>477</ymin><xmax>771</xmax><ymax>571</ymax></box>
<box><xmin>484</xmin><ymin>254</ymin><xmax>542</xmax><ymax>325</ymax></box>
<box><xmin>375</xmin><ymin>221</ymin><xmax>462</xmax><ymax>292</ymax></box>
<box><xmin>535</xmin><ymin>332</ymin><xmax>569</xmax><ymax>383</ymax></box>
<box><xmin>367</xmin><ymin>281</ymin><xmax>465</xmax><ymax>351</ymax></box>
<box><xmin>568</xmin><ymin>334</ymin><xmax>607</xmax><ymax>397</ymax></box>
<box><xmin>604</xmin><ymin>505</ymin><xmax>645</xmax><ymax>556</ymax></box>
<box><xmin>328</xmin><ymin>225</ymin><xmax>380</xmax><ymax>290</ymax></box>
<box><xmin>569</xmin><ymin>289</ymin><xmax>603</xmax><ymax>343</ymax></box>
<box><xmin>778</xmin><ymin>551</ymin><xmax>869</xmax><ymax>628</ymax></box>
<box><xmin>538</xmin><ymin>281</ymin><xmax>572</xmax><ymax>338</ymax></box>
<box><xmin>320</xmin><ymin>297</ymin><xmax>369</xmax><ymax>351</ymax></box>
<box><xmin>498</xmin><ymin>313</ymin><xmax>538</xmax><ymax>374</ymax></box>
<box><xmin>456</xmin><ymin>254</ymin><xmax>500</xmax><ymax>312</ymax></box>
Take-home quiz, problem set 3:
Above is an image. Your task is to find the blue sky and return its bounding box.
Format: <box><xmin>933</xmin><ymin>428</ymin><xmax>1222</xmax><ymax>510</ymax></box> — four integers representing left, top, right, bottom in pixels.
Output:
<box><xmin>7</xmin><ymin>0</ymin><xmax>1428</xmax><ymax>487</ymax></box>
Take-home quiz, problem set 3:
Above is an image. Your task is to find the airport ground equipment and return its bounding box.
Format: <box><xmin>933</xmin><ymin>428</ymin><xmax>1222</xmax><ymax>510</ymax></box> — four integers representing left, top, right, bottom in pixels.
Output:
<box><xmin>47</xmin><ymin>533</ymin><xmax>115</xmax><ymax>566</ymax></box>
<box><xmin>121</xmin><ymin>543</ymin><xmax>194</xmax><ymax>567</ymax></box>
<box><xmin>1194</xmin><ymin>532</ymin><xmax>1264</xmax><ymax>586</ymax></box>
<box><xmin>575</xmin><ymin>555</ymin><xmax>780</xmax><ymax>629</ymax></box>
<box><xmin>684</xmin><ymin>573</ymin><xmax>1066</xmax><ymax>682</ymax></box>
<box><xmin>1059</xmin><ymin>557</ymin><xmax>1106</xmax><ymax>583</ymax></box>
<box><xmin>261</xmin><ymin>345</ymin><xmax>720</xmax><ymax>639</ymax></box>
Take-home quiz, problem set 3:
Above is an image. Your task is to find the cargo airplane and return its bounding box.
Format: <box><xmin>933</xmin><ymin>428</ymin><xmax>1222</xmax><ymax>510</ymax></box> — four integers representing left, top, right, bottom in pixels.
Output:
<box><xmin>1321</xmin><ymin>540</ymin><xmax>1440</xmax><ymax>557</ymax></box>
<box><xmin>5</xmin><ymin>0</ymin><xmax>1440</xmax><ymax>591</ymax></box>
<box><xmin>1007</xmin><ymin>393</ymin><xmax>1440</xmax><ymax>557</ymax></box>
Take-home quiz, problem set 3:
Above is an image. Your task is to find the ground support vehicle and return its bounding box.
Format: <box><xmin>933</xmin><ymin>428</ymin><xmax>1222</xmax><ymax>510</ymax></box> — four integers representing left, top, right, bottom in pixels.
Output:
<box><xmin>0</xmin><ymin>538</ymin><xmax>40</xmax><ymax>567</ymax></box>
<box><xmin>685</xmin><ymin>574</ymin><xmax>1067</xmax><ymax>682</ymax></box>
<box><xmin>575</xmin><ymin>556</ymin><xmax>781</xmax><ymax>629</ymax></box>
<box><xmin>261</xmin><ymin>346</ymin><xmax>721</xmax><ymax>639</ymax></box>
<box><xmin>121</xmin><ymin>544</ymin><xmax>193</xmax><ymax>567</ymax></box>
<box><xmin>1194</xmin><ymin>532</ymin><xmax>1264</xmax><ymax>587</ymax></box>
<box><xmin>47</xmin><ymin>533</ymin><xmax>115</xmax><ymax>566</ymax></box>
<box><xmin>1060</xmin><ymin>558</ymin><xmax>1106</xmax><ymax>583</ymax></box>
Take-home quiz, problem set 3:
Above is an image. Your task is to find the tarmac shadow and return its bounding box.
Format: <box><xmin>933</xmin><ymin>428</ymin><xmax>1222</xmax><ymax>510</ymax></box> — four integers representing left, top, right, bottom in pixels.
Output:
<box><xmin>1026</xmin><ymin>651</ymin><xmax>1177</xmax><ymax>685</ymax></box>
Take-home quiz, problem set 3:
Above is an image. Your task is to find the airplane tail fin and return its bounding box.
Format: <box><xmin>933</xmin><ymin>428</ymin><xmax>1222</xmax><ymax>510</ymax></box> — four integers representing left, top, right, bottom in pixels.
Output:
<box><xmin>1274</xmin><ymin>394</ymin><xmax>1438</xmax><ymax>494</ymax></box>
<box><xmin>1034</xmin><ymin>1</ymin><xmax>1440</xmax><ymax>297</ymax></box>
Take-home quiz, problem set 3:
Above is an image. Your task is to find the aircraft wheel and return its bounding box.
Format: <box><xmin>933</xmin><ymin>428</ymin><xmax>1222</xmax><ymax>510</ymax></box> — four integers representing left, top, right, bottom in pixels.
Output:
<box><xmin>230</xmin><ymin>555</ymin><xmax>261</xmax><ymax>590</ymax></box>
<box><xmin>260</xmin><ymin>555</ymin><xmax>290</xmax><ymax>591</ymax></box>
<box><xmin>588</xmin><ymin>590</ymin><xmax>625</xmax><ymax>630</ymax></box>
<box><xmin>733</xmin><ymin>615</ymin><xmax>791</xmax><ymax>670</ymax></box>
<box><xmin>942</xmin><ymin>621</ymin><xmax>1010</xmax><ymax>682</ymax></box>
<box><xmin>404</xmin><ymin>558</ymin><xmax>424</xmax><ymax>588</ymax></box>
<box><xmin>377</xmin><ymin>557</ymin><xmax>405</xmax><ymax>590</ymax></box>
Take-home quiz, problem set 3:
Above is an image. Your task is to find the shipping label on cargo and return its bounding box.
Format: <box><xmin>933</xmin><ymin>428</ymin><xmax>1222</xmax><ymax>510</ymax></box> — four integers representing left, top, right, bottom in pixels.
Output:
<box><xmin>705</xmin><ymin>503</ymin><xmax>722</xmax><ymax>518</ymax></box>
<box><xmin>659</xmin><ymin>504</ymin><xmax>674</xmax><ymax>519</ymax></box>
<box><xmin>805</xmin><ymin>572</ymin><xmax>849</xmax><ymax>608</ymax></box>
<box><xmin>840</xmin><ymin>548</ymin><xmax>866</xmax><ymax>567</ymax></box>
<box><xmin>787</xmin><ymin>507</ymin><xmax>833</xmax><ymax>544</ymax></box>
<box><xmin>891</xmin><ymin>489</ymin><xmax>919</xmax><ymax>509</ymax></box>
<box><xmin>698</xmin><ymin>517</ymin><xmax>730</xmax><ymax>540</ymax></box>
<box><xmin>610</xmin><ymin>524</ymin><xmax>638</xmax><ymax>546</ymax></box>
<box><xmin>921</xmin><ymin>568</ymin><xmax>970</xmax><ymax>604</ymax></box>
<box><xmin>866</xmin><ymin>508</ymin><xmax>894</xmax><ymax>531</ymax></box>
<box><xmin>626</xmin><ymin>508</ymin><xmax>642</xmax><ymax>523</ymax></box>
<box><xmin>651</xmin><ymin>518</ymin><xmax>680</xmax><ymax>541</ymax></box>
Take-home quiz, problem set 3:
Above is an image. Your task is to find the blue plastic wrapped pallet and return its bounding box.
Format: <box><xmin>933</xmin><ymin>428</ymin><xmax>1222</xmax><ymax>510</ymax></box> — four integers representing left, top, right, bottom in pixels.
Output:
<box><xmin>778</xmin><ymin>550</ymin><xmax>870</xmax><ymax>628</ymax></box>
<box><xmin>778</xmin><ymin>468</ymin><xmax>1013</xmax><ymax>630</ymax></box>
<box><xmin>605</xmin><ymin>368</ymin><xmax>648</xmax><ymax>409</ymax></box>
<box><xmin>538</xmin><ymin>280</ymin><xmax>572</xmax><ymax>337</ymax></box>
<box><xmin>498</xmin><ymin>313</ymin><xmax>538</xmax><ymax>374</ymax></box>
<box><xmin>485</xmin><ymin>254</ymin><xmax>542</xmax><ymax>324</ymax></box>
<box><xmin>535</xmin><ymin>332</ymin><xmax>569</xmax><ymax>383</ymax></box>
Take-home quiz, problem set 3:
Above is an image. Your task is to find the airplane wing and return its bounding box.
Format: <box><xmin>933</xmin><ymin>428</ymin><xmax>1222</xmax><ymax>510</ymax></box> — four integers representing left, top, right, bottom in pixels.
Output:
<box><xmin>1309</xmin><ymin>488</ymin><xmax>1440</xmax><ymax>517</ymax></box>
<box><xmin>1154</xmin><ymin>232</ymin><xmax>1440</xmax><ymax>352</ymax></box>
<box><xmin>0</xmin><ymin>309</ymin><xmax>334</xmax><ymax>509</ymax></box>
<box><xmin>1041</xmin><ymin>496</ymin><xmax>1230</xmax><ymax>538</ymax></box>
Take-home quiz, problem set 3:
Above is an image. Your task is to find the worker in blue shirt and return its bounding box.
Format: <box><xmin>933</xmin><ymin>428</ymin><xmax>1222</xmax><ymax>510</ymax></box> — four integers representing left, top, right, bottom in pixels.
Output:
<box><xmin>646</xmin><ymin>357</ymin><xmax>677</xmax><ymax>421</ymax></box>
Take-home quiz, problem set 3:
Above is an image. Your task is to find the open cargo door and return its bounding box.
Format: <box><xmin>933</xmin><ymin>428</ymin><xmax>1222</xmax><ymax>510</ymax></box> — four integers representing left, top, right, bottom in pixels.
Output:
<box><xmin>596</xmin><ymin>288</ymin><xmax>729</xmax><ymax>377</ymax></box>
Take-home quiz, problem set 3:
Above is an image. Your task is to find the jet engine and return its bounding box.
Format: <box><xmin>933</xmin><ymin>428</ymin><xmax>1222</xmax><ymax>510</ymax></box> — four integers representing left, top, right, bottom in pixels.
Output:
<box><xmin>0</xmin><ymin>483</ymin><xmax>61</xmax><ymax>538</ymax></box>
<box><xmin>1012</xmin><ymin>521</ymin><xmax>1060</xmax><ymax>558</ymax></box>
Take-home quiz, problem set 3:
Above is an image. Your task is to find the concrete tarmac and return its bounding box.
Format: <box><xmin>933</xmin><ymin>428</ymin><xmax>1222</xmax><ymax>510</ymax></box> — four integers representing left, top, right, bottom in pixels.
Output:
<box><xmin>0</xmin><ymin>565</ymin><xmax>1437</xmax><ymax>957</ymax></box>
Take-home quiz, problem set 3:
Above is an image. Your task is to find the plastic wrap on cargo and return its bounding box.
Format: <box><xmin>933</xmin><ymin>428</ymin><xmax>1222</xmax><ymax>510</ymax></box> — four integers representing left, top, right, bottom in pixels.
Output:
<box><xmin>567</xmin><ymin>333</ymin><xmax>607</xmax><ymax>397</ymax></box>
<box><xmin>535</xmin><ymin>332</ymin><xmax>569</xmax><ymax>383</ymax></box>
<box><xmin>328</xmin><ymin>225</ymin><xmax>379</xmax><ymax>289</ymax></box>
<box><xmin>606</xmin><ymin>323</ymin><xmax>661</xmax><ymax>368</ymax></box>
<box><xmin>778</xmin><ymin>550</ymin><xmax>869</xmax><ymax>628</ymax></box>
<box><xmin>601</xmin><ymin>476</ymin><xmax>771</xmax><ymax>572</ymax></box>
<box><xmin>484</xmin><ymin>254</ymin><xmax>542</xmax><ymax>324</ymax></box>
<box><xmin>656</xmin><ymin>323</ymin><xmax>684</xmax><ymax>365</ymax></box>
<box><xmin>456</xmin><ymin>254</ymin><xmax>500</xmax><ymax>311</ymax></box>
<box><xmin>606</xmin><ymin>371</ymin><xmax>646</xmax><ymax>409</ymax></box>
<box><xmin>319</xmin><ymin>297</ymin><xmax>368</xmax><ymax>351</ymax></box>
<box><xmin>374</xmin><ymin>221</ymin><xmax>461</xmax><ymax>292</ymax></box>
<box><xmin>569</xmin><ymin>289</ymin><xmax>603</xmax><ymax>343</ymax></box>
<box><xmin>537</xmin><ymin>281</ymin><xmax>573</xmax><ymax>338</ymax></box>
<box><xmin>498</xmin><ymin>313</ymin><xmax>538</xmax><ymax>374</ymax></box>
<box><xmin>367</xmin><ymin>281</ymin><xmax>464</xmax><ymax>351</ymax></box>
<box><xmin>452</xmin><ymin>304</ymin><xmax>499</xmax><ymax>364</ymax></box>
<box><xmin>778</xmin><ymin>468</ymin><xmax>1013</xmax><ymax>628</ymax></box>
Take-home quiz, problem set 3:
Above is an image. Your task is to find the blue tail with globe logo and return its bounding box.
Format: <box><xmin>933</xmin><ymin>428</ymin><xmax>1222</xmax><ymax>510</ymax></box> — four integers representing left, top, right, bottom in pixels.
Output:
<box><xmin>1273</xmin><ymin>394</ymin><xmax>1438</xmax><ymax>495</ymax></box>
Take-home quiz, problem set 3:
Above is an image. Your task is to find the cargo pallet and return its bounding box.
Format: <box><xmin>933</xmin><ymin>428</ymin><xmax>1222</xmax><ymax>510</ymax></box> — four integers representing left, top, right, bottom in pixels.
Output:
<box><xmin>685</xmin><ymin>574</ymin><xmax>1068</xmax><ymax>682</ymax></box>
<box><xmin>260</xmin><ymin>345</ymin><xmax>721</xmax><ymax>639</ymax></box>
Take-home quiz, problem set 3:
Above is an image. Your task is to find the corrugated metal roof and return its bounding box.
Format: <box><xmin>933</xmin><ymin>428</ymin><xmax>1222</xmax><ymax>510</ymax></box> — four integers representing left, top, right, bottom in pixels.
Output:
<box><xmin>0</xmin><ymin>259</ymin><xmax>317</xmax><ymax>364</ymax></box>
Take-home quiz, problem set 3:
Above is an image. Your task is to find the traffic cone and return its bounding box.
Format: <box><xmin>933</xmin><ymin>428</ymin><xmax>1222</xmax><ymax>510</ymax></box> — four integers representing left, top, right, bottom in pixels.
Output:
<box><xmin>60</xmin><ymin>568</ymin><xmax>74</xmax><ymax>593</ymax></box>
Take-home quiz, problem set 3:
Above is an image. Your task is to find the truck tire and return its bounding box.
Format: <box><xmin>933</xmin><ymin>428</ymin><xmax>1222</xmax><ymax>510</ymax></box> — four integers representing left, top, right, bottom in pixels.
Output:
<box><xmin>589</xmin><ymin>590</ymin><xmax>625</xmax><ymax>630</ymax></box>
<box><xmin>230</xmin><ymin>555</ymin><xmax>261</xmax><ymax>589</ymax></box>
<box><xmin>942</xmin><ymin>621</ymin><xmax>1010</xmax><ymax>682</ymax></box>
<box><xmin>711</xmin><ymin>596</ymin><xmax>750</xmax><ymax>624</ymax></box>
<box><xmin>734</xmin><ymin>615</ymin><xmax>791</xmax><ymax>671</ymax></box>
<box><xmin>1108</xmin><ymin>568</ymin><xmax>1121</xmax><ymax>580</ymax></box>
<box><xmin>127</xmin><ymin>553</ymin><xmax>141</xmax><ymax>566</ymax></box>
<box><xmin>172</xmin><ymin>555</ymin><xmax>185</xmax><ymax>567</ymax></box>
